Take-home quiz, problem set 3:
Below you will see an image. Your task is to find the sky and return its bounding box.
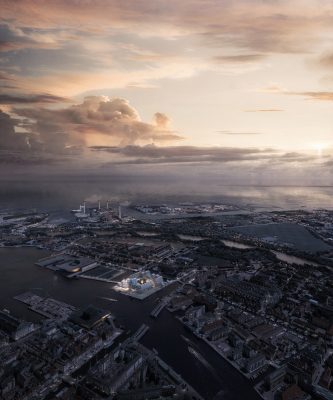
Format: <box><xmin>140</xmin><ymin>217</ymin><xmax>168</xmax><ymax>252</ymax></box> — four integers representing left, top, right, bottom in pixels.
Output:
<box><xmin>1</xmin><ymin>0</ymin><xmax>333</xmax><ymax>184</ymax></box>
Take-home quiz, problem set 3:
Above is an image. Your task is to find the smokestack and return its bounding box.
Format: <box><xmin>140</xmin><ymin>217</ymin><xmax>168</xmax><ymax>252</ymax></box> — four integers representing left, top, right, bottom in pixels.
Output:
<box><xmin>98</xmin><ymin>200</ymin><xmax>101</xmax><ymax>211</ymax></box>
<box><xmin>118</xmin><ymin>205</ymin><xmax>122</xmax><ymax>220</ymax></box>
<box><xmin>83</xmin><ymin>202</ymin><xmax>86</xmax><ymax>214</ymax></box>
<box><xmin>106</xmin><ymin>201</ymin><xmax>109</xmax><ymax>210</ymax></box>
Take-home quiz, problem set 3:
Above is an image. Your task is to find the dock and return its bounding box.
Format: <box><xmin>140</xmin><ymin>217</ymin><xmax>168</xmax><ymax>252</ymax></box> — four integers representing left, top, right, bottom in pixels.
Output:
<box><xmin>132</xmin><ymin>324</ymin><xmax>149</xmax><ymax>341</ymax></box>
<box><xmin>150</xmin><ymin>300</ymin><xmax>168</xmax><ymax>318</ymax></box>
<box><xmin>14</xmin><ymin>292</ymin><xmax>76</xmax><ymax>320</ymax></box>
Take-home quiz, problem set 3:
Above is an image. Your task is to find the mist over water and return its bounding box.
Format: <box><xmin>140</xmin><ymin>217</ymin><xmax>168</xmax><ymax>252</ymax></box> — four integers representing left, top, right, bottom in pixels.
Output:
<box><xmin>0</xmin><ymin>175</ymin><xmax>332</xmax><ymax>212</ymax></box>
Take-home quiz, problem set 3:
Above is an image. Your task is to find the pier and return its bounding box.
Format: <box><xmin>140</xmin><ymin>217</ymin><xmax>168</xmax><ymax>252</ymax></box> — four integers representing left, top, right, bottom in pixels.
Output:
<box><xmin>150</xmin><ymin>300</ymin><xmax>168</xmax><ymax>318</ymax></box>
<box><xmin>132</xmin><ymin>323</ymin><xmax>149</xmax><ymax>341</ymax></box>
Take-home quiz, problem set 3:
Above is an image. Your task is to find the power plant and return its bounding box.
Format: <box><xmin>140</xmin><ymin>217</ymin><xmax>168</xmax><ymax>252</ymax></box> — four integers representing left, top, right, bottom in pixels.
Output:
<box><xmin>71</xmin><ymin>201</ymin><xmax>124</xmax><ymax>222</ymax></box>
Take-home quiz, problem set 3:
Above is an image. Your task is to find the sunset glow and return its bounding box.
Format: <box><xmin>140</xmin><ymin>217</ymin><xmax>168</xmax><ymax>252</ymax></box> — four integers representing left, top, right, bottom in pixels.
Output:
<box><xmin>0</xmin><ymin>0</ymin><xmax>333</xmax><ymax>184</ymax></box>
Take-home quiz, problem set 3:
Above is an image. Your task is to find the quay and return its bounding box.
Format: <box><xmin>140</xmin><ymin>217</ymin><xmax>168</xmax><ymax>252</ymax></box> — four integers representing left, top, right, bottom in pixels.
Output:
<box><xmin>150</xmin><ymin>300</ymin><xmax>168</xmax><ymax>318</ymax></box>
<box><xmin>132</xmin><ymin>323</ymin><xmax>150</xmax><ymax>341</ymax></box>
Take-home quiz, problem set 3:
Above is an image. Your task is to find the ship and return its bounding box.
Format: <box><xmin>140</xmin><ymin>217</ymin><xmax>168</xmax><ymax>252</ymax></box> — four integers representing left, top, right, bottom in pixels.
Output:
<box><xmin>188</xmin><ymin>346</ymin><xmax>208</xmax><ymax>365</ymax></box>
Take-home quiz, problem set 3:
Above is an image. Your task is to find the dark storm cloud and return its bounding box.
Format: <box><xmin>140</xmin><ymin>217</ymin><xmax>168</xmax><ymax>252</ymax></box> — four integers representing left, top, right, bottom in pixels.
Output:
<box><xmin>275</xmin><ymin>152</ymin><xmax>319</xmax><ymax>163</ymax></box>
<box><xmin>0</xmin><ymin>93</ymin><xmax>70</xmax><ymax>104</ymax></box>
<box><xmin>0</xmin><ymin>150</ymin><xmax>59</xmax><ymax>165</ymax></box>
<box><xmin>0</xmin><ymin>109</ymin><xmax>28</xmax><ymax>150</ymax></box>
<box><xmin>91</xmin><ymin>144</ymin><xmax>275</xmax><ymax>164</ymax></box>
<box><xmin>0</xmin><ymin>109</ymin><xmax>59</xmax><ymax>163</ymax></box>
<box><xmin>0</xmin><ymin>108</ymin><xmax>84</xmax><ymax>164</ymax></box>
<box><xmin>91</xmin><ymin>144</ymin><xmax>322</xmax><ymax>166</ymax></box>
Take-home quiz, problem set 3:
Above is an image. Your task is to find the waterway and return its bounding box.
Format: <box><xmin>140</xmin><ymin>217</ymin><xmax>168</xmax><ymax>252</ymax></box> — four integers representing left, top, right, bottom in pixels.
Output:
<box><xmin>177</xmin><ymin>234</ymin><xmax>207</xmax><ymax>242</ymax></box>
<box><xmin>0</xmin><ymin>247</ymin><xmax>260</xmax><ymax>400</ymax></box>
<box><xmin>136</xmin><ymin>231</ymin><xmax>159</xmax><ymax>237</ymax></box>
<box><xmin>1</xmin><ymin>181</ymin><xmax>333</xmax><ymax>217</ymax></box>
<box><xmin>222</xmin><ymin>239</ymin><xmax>318</xmax><ymax>266</ymax></box>
<box><xmin>221</xmin><ymin>240</ymin><xmax>253</xmax><ymax>250</ymax></box>
<box><xmin>272</xmin><ymin>250</ymin><xmax>318</xmax><ymax>266</ymax></box>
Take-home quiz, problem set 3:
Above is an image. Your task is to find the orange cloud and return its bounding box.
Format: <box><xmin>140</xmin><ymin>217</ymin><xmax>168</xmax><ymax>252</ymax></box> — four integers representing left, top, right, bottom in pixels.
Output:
<box><xmin>13</xmin><ymin>96</ymin><xmax>182</xmax><ymax>152</ymax></box>
<box><xmin>2</xmin><ymin>0</ymin><xmax>333</xmax><ymax>53</ymax></box>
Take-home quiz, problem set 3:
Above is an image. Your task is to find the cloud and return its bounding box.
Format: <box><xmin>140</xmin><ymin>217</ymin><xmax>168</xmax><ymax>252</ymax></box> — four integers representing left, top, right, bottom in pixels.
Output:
<box><xmin>213</xmin><ymin>54</ymin><xmax>265</xmax><ymax>63</ymax></box>
<box><xmin>0</xmin><ymin>150</ymin><xmax>59</xmax><ymax>165</ymax></box>
<box><xmin>277</xmin><ymin>151</ymin><xmax>319</xmax><ymax>163</ymax></box>
<box><xmin>0</xmin><ymin>109</ymin><xmax>28</xmax><ymax>151</ymax></box>
<box><xmin>216</xmin><ymin>130</ymin><xmax>263</xmax><ymax>135</ymax></box>
<box><xmin>153</xmin><ymin>112</ymin><xmax>170</xmax><ymax>129</ymax></box>
<box><xmin>0</xmin><ymin>93</ymin><xmax>70</xmax><ymax>104</ymax></box>
<box><xmin>289</xmin><ymin>91</ymin><xmax>333</xmax><ymax>101</ymax></box>
<box><xmin>0</xmin><ymin>109</ymin><xmax>59</xmax><ymax>165</ymax></box>
<box><xmin>0</xmin><ymin>24</ymin><xmax>34</xmax><ymax>52</ymax></box>
<box><xmin>0</xmin><ymin>71</ymin><xmax>16</xmax><ymax>81</ymax></box>
<box><xmin>91</xmin><ymin>145</ymin><xmax>329</xmax><ymax>168</ymax></box>
<box><xmin>324</xmin><ymin>158</ymin><xmax>333</xmax><ymax>167</ymax></box>
<box><xmin>317</xmin><ymin>52</ymin><xmax>333</xmax><ymax>68</ymax></box>
<box><xmin>260</xmin><ymin>84</ymin><xmax>287</xmax><ymax>93</ymax></box>
<box><xmin>1</xmin><ymin>1</ymin><xmax>333</xmax><ymax>171</ymax></box>
<box><xmin>0</xmin><ymin>109</ymin><xmax>67</xmax><ymax>163</ymax></box>
<box><xmin>2</xmin><ymin>1</ymin><xmax>333</xmax><ymax>55</ymax></box>
<box><xmin>12</xmin><ymin>96</ymin><xmax>182</xmax><ymax>154</ymax></box>
<box><xmin>244</xmin><ymin>109</ymin><xmax>284</xmax><ymax>112</ymax></box>
<box><xmin>260</xmin><ymin>85</ymin><xmax>333</xmax><ymax>101</ymax></box>
<box><xmin>91</xmin><ymin>144</ymin><xmax>277</xmax><ymax>164</ymax></box>
<box><xmin>0</xmin><ymin>23</ymin><xmax>62</xmax><ymax>52</ymax></box>
<box><xmin>2</xmin><ymin>1</ymin><xmax>333</xmax><ymax>99</ymax></box>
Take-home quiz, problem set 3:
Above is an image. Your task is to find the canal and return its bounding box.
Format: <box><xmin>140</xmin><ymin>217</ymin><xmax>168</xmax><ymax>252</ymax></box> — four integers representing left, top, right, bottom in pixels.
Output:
<box><xmin>0</xmin><ymin>247</ymin><xmax>261</xmax><ymax>400</ymax></box>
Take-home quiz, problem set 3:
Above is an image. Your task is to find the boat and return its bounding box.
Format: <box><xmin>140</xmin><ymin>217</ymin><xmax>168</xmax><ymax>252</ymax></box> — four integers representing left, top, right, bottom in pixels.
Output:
<box><xmin>188</xmin><ymin>346</ymin><xmax>207</xmax><ymax>364</ymax></box>
<box><xmin>98</xmin><ymin>296</ymin><xmax>118</xmax><ymax>302</ymax></box>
